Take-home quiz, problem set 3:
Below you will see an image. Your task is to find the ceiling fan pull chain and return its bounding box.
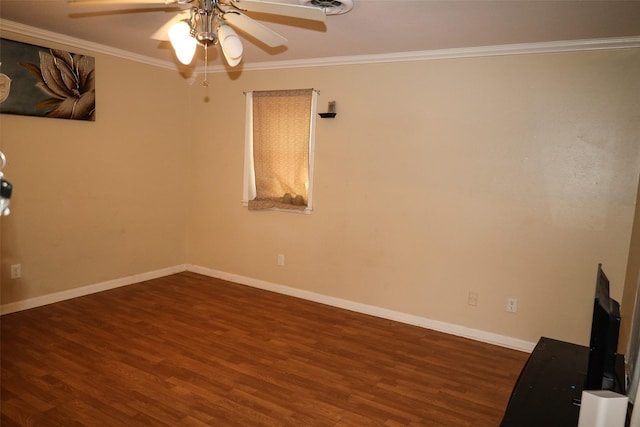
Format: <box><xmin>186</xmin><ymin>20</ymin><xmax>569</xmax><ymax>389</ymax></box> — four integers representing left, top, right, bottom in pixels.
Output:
<box><xmin>203</xmin><ymin>44</ymin><xmax>209</xmax><ymax>87</ymax></box>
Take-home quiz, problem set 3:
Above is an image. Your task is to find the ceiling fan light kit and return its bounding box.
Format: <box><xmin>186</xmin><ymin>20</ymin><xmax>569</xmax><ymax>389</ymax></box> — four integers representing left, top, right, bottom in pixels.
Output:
<box><xmin>69</xmin><ymin>0</ymin><xmax>334</xmax><ymax>68</ymax></box>
<box><xmin>168</xmin><ymin>20</ymin><xmax>198</xmax><ymax>64</ymax></box>
<box><xmin>218</xmin><ymin>23</ymin><xmax>243</xmax><ymax>67</ymax></box>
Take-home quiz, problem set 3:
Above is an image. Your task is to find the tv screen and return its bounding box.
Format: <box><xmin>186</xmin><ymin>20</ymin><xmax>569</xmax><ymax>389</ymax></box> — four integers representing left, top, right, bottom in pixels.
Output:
<box><xmin>585</xmin><ymin>264</ymin><xmax>622</xmax><ymax>391</ymax></box>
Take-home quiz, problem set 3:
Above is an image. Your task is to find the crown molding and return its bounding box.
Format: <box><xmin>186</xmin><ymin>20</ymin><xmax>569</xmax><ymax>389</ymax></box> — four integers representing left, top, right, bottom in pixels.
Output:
<box><xmin>241</xmin><ymin>36</ymin><xmax>640</xmax><ymax>71</ymax></box>
<box><xmin>2</xmin><ymin>18</ymin><xmax>639</xmax><ymax>74</ymax></box>
<box><xmin>0</xmin><ymin>19</ymin><xmax>176</xmax><ymax>70</ymax></box>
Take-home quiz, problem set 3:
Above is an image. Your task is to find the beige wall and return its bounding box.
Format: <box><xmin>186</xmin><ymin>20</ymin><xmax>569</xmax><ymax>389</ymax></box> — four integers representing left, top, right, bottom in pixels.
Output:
<box><xmin>187</xmin><ymin>49</ymin><xmax>640</xmax><ymax>346</ymax></box>
<box><xmin>1</xmin><ymin>28</ymin><xmax>639</xmax><ymax>349</ymax></box>
<box><xmin>621</xmin><ymin>174</ymin><xmax>640</xmax><ymax>353</ymax></box>
<box><xmin>0</xmin><ymin>32</ymin><xmax>189</xmax><ymax>303</ymax></box>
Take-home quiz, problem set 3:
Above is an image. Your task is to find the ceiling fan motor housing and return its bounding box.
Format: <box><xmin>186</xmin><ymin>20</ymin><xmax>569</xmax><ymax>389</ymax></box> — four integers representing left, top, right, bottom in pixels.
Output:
<box><xmin>300</xmin><ymin>0</ymin><xmax>353</xmax><ymax>15</ymax></box>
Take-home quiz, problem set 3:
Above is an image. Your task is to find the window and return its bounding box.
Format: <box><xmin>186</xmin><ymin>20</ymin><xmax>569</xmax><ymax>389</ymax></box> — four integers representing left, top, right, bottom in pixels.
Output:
<box><xmin>243</xmin><ymin>89</ymin><xmax>318</xmax><ymax>213</ymax></box>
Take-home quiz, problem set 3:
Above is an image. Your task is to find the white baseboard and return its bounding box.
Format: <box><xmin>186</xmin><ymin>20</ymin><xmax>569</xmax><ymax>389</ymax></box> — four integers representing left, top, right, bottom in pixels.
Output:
<box><xmin>0</xmin><ymin>263</ymin><xmax>536</xmax><ymax>352</ymax></box>
<box><xmin>187</xmin><ymin>264</ymin><xmax>537</xmax><ymax>353</ymax></box>
<box><xmin>0</xmin><ymin>264</ymin><xmax>188</xmax><ymax>315</ymax></box>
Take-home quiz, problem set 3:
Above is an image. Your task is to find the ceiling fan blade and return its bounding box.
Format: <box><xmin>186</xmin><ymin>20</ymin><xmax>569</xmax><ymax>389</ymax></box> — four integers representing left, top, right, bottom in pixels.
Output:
<box><xmin>150</xmin><ymin>10</ymin><xmax>190</xmax><ymax>40</ymax></box>
<box><xmin>68</xmin><ymin>0</ymin><xmax>177</xmax><ymax>5</ymax></box>
<box><xmin>223</xmin><ymin>12</ymin><xmax>287</xmax><ymax>47</ymax></box>
<box><xmin>230</xmin><ymin>0</ymin><xmax>326</xmax><ymax>22</ymax></box>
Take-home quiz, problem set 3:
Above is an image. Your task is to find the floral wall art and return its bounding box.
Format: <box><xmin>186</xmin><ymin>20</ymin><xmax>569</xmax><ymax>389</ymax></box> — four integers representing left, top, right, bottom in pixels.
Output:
<box><xmin>0</xmin><ymin>38</ymin><xmax>95</xmax><ymax>121</ymax></box>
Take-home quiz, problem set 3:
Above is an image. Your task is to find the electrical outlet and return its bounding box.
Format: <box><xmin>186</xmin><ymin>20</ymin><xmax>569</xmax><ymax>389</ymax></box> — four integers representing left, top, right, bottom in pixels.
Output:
<box><xmin>277</xmin><ymin>254</ymin><xmax>285</xmax><ymax>266</ymax></box>
<box><xmin>10</xmin><ymin>264</ymin><xmax>21</xmax><ymax>279</ymax></box>
<box><xmin>507</xmin><ymin>298</ymin><xmax>518</xmax><ymax>313</ymax></box>
<box><xmin>468</xmin><ymin>292</ymin><xmax>478</xmax><ymax>306</ymax></box>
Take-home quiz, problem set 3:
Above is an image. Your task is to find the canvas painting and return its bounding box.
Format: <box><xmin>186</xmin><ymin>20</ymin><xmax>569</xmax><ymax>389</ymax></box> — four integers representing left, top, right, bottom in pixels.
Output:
<box><xmin>0</xmin><ymin>38</ymin><xmax>95</xmax><ymax>121</ymax></box>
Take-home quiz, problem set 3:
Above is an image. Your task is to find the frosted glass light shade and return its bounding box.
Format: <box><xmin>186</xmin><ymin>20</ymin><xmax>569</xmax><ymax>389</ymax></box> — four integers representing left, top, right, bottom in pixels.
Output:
<box><xmin>218</xmin><ymin>24</ymin><xmax>243</xmax><ymax>67</ymax></box>
<box><xmin>169</xmin><ymin>21</ymin><xmax>197</xmax><ymax>65</ymax></box>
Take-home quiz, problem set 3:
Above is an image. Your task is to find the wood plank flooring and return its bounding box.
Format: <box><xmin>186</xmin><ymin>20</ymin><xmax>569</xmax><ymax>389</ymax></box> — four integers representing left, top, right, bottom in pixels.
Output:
<box><xmin>1</xmin><ymin>272</ymin><xmax>529</xmax><ymax>426</ymax></box>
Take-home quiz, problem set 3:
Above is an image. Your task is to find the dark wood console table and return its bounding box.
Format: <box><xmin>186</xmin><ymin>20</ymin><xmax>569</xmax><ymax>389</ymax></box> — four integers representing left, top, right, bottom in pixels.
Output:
<box><xmin>501</xmin><ymin>336</ymin><xmax>588</xmax><ymax>427</ymax></box>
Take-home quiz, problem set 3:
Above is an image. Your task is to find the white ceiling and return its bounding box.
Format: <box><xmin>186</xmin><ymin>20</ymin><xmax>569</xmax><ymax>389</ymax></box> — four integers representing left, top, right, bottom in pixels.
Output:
<box><xmin>1</xmin><ymin>0</ymin><xmax>640</xmax><ymax>71</ymax></box>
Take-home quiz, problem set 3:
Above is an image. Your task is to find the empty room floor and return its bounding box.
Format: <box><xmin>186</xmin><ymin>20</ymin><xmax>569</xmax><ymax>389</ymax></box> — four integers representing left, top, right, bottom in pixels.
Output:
<box><xmin>1</xmin><ymin>272</ymin><xmax>528</xmax><ymax>426</ymax></box>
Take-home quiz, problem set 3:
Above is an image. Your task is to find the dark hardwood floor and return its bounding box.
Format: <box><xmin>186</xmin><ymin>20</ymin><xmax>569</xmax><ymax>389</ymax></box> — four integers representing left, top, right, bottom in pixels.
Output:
<box><xmin>1</xmin><ymin>272</ymin><xmax>529</xmax><ymax>426</ymax></box>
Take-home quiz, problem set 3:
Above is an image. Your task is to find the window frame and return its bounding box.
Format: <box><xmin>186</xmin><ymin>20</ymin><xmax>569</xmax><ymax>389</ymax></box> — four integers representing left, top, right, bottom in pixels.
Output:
<box><xmin>242</xmin><ymin>89</ymin><xmax>318</xmax><ymax>214</ymax></box>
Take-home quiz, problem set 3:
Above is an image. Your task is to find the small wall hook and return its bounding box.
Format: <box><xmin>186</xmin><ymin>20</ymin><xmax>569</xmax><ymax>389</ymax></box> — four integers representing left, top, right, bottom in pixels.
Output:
<box><xmin>319</xmin><ymin>101</ymin><xmax>337</xmax><ymax>118</ymax></box>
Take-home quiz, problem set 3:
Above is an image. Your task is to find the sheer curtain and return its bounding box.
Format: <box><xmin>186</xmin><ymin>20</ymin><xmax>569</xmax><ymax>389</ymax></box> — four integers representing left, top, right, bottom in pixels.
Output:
<box><xmin>243</xmin><ymin>89</ymin><xmax>318</xmax><ymax>212</ymax></box>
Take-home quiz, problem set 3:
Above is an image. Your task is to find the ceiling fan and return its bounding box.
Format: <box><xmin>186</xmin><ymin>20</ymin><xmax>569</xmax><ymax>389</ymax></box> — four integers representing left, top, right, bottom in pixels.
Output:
<box><xmin>67</xmin><ymin>0</ymin><xmax>328</xmax><ymax>67</ymax></box>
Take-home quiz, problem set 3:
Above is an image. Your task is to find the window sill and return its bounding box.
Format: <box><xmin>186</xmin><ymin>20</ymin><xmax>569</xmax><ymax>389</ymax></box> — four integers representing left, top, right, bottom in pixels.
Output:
<box><xmin>241</xmin><ymin>200</ymin><xmax>312</xmax><ymax>214</ymax></box>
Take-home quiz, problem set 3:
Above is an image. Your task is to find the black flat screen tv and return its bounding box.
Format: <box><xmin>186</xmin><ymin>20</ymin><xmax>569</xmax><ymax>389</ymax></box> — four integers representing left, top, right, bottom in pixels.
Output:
<box><xmin>585</xmin><ymin>264</ymin><xmax>622</xmax><ymax>392</ymax></box>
